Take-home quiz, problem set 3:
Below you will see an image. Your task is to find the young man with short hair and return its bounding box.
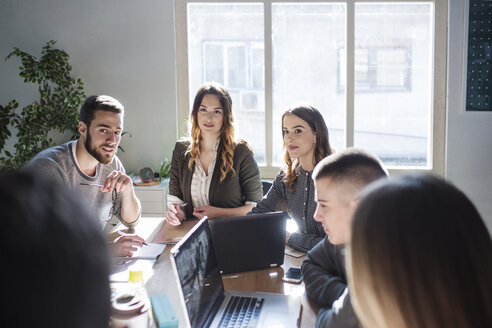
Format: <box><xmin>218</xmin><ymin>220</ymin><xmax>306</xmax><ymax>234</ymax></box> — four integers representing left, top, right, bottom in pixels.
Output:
<box><xmin>24</xmin><ymin>95</ymin><xmax>143</xmax><ymax>256</ymax></box>
<box><xmin>301</xmin><ymin>148</ymin><xmax>388</xmax><ymax>327</ymax></box>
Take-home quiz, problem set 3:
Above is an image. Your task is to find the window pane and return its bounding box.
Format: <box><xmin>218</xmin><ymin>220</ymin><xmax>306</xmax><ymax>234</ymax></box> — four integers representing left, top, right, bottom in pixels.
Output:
<box><xmin>354</xmin><ymin>3</ymin><xmax>433</xmax><ymax>167</ymax></box>
<box><xmin>272</xmin><ymin>3</ymin><xmax>346</xmax><ymax>165</ymax></box>
<box><xmin>226</xmin><ymin>45</ymin><xmax>247</xmax><ymax>88</ymax></box>
<box><xmin>188</xmin><ymin>3</ymin><xmax>265</xmax><ymax>163</ymax></box>
<box><xmin>204</xmin><ymin>43</ymin><xmax>224</xmax><ymax>84</ymax></box>
<box><xmin>252</xmin><ymin>45</ymin><xmax>264</xmax><ymax>89</ymax></box>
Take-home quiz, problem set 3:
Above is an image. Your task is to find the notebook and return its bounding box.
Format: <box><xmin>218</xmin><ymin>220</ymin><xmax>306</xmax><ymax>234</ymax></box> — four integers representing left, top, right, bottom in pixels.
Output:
<box><xmin>170</xmin><ymin>217</ymin><xmax>300</xmax><ymax>328</ymax></box>
<box><xmin>209</xmin><ymin>211</ymin><xmax>288</xmax><ymax>274</ymax></box>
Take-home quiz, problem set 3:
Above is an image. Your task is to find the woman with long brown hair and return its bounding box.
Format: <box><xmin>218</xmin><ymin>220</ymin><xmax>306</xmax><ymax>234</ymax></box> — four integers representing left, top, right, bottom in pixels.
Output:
<box><xmin>166</xmin><ymin>82</ymin><xmax>263</xmax><ymax>225</ymax></box>
<box><xmin>249</xmin><ymin>104</ymin><xmax>334</xmax><ymax>252</ymax></box>
<box><xmin>348</xmin><ymin>173</ymin><xmax>492</xmax><ymax>328</ymax></box>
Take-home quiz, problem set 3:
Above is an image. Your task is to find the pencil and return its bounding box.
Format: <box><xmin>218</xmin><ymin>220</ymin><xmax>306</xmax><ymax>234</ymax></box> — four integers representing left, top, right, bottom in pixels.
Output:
<box><xmin>297</xmin><ymin>304</ymin><xmax>303</xmax><ymax>327</ymax></box>
<box><xmin>80</xmin><ymin>182</ymin><xmax>104</xmax><ymax>187</ymax></box>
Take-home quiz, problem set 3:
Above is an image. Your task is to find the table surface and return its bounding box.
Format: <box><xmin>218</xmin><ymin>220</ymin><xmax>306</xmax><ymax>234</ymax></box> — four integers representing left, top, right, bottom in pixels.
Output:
<box><xmin>113</xmin><ymin>217</ymin><xmax>318</xmax><ymax>328</ymax></box>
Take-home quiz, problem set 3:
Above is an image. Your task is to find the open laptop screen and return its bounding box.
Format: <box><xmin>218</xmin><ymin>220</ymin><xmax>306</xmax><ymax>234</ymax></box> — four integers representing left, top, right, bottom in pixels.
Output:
<box><xmin>172</xmin><ymin>219</ymin><xmax>224</xmax><ymax>328</ymax></box>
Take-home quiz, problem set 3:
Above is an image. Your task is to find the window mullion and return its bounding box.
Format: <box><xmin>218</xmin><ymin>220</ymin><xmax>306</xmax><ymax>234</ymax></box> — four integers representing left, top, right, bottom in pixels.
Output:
<box><xmin>264</xmin><ymin>1</ymin><xmax>273</xmax><ymax>167</ymax></box>
<box><xmin>346</xmin><ymin>0</ymin><xmax>355</xmax><ymax>148</ymax></box>
<box><xmin>176</xmin><ymin>0</ymin><xmax>189</xmax><ymax>139</ymax></box>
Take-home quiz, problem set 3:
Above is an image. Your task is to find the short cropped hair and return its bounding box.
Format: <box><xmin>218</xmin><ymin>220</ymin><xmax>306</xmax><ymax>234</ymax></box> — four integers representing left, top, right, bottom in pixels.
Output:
<box><xmin>312</xmin><ymin>148</ymin><xmax>388</xmax><ymax>192</ymax></box>
<box><xmin>79</xmin><ymin>95</ymin><xmax>124</xmax><ymax>126</ymax></box>
<box><xmin>1</xmin><ymin>172</ymin><xmax>111</xmax><ymax>328</ymax></box>
<box><xmin>348</xmin><ymin>173</ymin><xmax>492</xmax><ymax>328</ymax></box>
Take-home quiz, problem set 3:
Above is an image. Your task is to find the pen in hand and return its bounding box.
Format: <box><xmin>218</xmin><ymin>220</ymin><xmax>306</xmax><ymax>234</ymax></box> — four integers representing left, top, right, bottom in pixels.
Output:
<box><xmin>170</xmin><ymin>203</ymin><xmax>187</xmax><ymax>214</ymax></box>
<box><xmin>117</xmin><ymin>230</ymin><xmax>148</xmax><ymax>246</ymax></box>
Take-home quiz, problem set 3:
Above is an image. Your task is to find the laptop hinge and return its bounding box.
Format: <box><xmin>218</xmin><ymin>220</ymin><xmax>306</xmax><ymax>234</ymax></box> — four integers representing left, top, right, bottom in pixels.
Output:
<box><xmin>203</xmin><ymin>293</ymin><xmax>225</xmax><ymax>328</ymax></box>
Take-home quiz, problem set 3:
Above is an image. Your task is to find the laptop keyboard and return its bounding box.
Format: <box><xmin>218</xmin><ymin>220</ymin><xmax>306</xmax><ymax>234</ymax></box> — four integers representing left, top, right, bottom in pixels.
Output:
<box><xmin>217</xmin><ymin>296</ymin><xmax>264</xmax><ymax>328</ymax></box>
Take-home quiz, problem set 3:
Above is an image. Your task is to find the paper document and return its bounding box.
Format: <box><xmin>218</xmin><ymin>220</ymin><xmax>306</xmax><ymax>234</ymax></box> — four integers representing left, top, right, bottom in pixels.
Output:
<box><xmin>284</xmin><ymin>245</ymin><xmax>305</xmax><ymax>258</ymax></box>
<box><xmin>131</xmin><ymin>243</ymin><xmax>166</xmax><ymax>260</ymax></box>
<box><xmin>114</xmin><ymin>243</ymin><xmax>166</xmax><ymax>260</ymax></box>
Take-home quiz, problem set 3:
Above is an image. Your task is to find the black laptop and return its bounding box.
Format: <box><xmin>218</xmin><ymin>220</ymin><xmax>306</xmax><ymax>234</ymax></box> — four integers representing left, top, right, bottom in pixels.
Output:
<box><xmin>208</xmin><ymin>211</ymin><xmax>288</xmax><ymax>274</ymax></box>
<box><xmin>170</xmin><ymin>217</ymin><xmax>300</xmax><ymax>328</ymax></box>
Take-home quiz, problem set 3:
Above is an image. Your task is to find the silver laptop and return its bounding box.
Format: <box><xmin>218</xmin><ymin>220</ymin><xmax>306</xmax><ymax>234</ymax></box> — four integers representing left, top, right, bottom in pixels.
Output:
<box><xmin>209</xmin><ymin>212</ymin><xmax>288</xmax><ymax>274</ymax></box>
<box><xmin>171</xmin><ymin>217</ymin><xmax>300</xmax><ymax>328</ymax></box>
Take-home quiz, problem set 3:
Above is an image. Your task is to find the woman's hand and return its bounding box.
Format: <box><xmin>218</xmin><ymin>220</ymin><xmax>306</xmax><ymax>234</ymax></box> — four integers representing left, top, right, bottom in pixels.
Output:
<box><xmin>193</xmin><ymin>205</ymin><xmax>222</xmax><ymax>219</ymax></box>
<box><xmin>166</xmin><ymin>204</ymin><xmax>185</xmax><ymax>226</ymax></box>
<box><xmin>111</xmin><ymin>234</ymin><xmax>145</xmax><ymax>257</ymax></box>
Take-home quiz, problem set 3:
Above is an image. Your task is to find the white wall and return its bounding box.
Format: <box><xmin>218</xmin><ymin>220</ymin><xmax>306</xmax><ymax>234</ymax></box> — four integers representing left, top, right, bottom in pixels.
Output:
<box><xmin>0</xmin><ymin>0</ymin><xmax>178</xmax><ymax>173</ymax></box>
<box><xmin>447</xmin><ymin>0</ymin><xmax>492</xmax><ymax>232</ymax></box>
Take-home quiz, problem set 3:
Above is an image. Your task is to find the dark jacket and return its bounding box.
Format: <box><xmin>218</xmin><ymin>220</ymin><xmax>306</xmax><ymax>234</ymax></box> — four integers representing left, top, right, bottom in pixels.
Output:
<box><xmin>169</xmin><ymin>140</ymin><xmax>263</xmax><ymax>219</ymax></box>
<box><xmin>302</xmin><ymin>236</ymin><xmax>360</xmax><ymax>328</ymax></box>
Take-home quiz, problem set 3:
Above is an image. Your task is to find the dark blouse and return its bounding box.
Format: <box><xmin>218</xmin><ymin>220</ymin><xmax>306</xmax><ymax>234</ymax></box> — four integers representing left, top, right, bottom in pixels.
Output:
<box><xmin>249</xmin><ymin>166</ymin><xmax>325</xmax><ymax>252</ymax></box>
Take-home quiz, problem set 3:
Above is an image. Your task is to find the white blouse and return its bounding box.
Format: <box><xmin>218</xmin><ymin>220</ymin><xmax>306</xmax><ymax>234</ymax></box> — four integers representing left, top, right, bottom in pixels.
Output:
<box><xmin>167</xmin><ymin>143</ymin><xmax>218</xmax><ymax>209</ymax></box>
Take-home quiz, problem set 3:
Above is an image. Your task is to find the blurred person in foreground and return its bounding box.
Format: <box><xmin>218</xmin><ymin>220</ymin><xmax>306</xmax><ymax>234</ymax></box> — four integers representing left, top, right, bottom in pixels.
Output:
<box><xmin>348</xmin><ymin>173</ymin><xmax>492</xmax><ymax>328</ymax></box>
<box><xmin>1</xmin><ymin>171</ymin><xmax>111</xmax><ymax>328</ymax></box>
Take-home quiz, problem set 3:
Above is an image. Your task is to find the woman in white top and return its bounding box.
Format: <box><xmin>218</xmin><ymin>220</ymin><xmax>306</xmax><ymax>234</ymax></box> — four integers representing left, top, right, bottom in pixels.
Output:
<box><xmin>165</xmin><ymin>82</ymin><xmax>263</xmax><ymax>225</ymax></box>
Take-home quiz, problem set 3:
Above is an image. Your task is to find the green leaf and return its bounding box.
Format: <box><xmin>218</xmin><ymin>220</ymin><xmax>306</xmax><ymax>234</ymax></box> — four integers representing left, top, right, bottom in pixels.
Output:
<box><xmin>0</xmin><ymin>40</ymin><xmax>86</xmax><ymax>170</ymax></box>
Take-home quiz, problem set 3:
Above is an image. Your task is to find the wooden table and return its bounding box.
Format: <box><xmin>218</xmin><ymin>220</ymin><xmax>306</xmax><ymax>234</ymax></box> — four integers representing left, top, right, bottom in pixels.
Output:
<box><xmin>114</xmin><ymin>217</ymin><xmax>318</xmax><ymax>327</ymax></box>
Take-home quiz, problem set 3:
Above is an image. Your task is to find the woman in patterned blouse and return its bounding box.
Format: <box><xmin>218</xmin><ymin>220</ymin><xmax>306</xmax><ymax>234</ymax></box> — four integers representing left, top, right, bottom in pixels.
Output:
<box><xmin>249</xmin><ymin>104</ymin><xmax>334</xmax><ymax>252</ymax></box>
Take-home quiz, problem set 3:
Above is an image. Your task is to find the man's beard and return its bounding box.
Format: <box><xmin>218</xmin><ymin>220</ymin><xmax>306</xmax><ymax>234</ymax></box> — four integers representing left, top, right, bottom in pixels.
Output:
<box><xmin>84</xmin><ymin>130</ymin><xmax>116</xmax><ymax>164</ymax></box>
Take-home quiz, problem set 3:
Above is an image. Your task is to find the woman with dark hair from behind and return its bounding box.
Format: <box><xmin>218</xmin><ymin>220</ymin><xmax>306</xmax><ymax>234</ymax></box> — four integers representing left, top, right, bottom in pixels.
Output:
<box><xmin>249</xmin><ymin>104</ymin><xmax>334</xmax><ymax>252</ymax></box>
<box><xmin>348</xmin><ymin>173</ymin><xmax>492</xmax><ymax>328</ymax></box>
<box><xmin>1</xmin><ymin>172</ymin><xmax>111</xmax><ymax>328</ymax></box>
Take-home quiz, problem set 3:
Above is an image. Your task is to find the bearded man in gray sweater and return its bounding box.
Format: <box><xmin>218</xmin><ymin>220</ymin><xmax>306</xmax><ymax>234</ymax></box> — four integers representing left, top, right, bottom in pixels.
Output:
<box><xmin>24</xmin><ymin>95</ymin><xmax>144</xmax><ymax>256</ymax></box>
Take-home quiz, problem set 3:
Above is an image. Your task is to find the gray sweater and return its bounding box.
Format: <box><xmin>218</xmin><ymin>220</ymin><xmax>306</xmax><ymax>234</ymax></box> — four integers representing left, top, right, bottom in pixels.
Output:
<box><xmin>23</xmin><ymin>140</ymin><xmax>135</xmax><ymax>229</ymax></box>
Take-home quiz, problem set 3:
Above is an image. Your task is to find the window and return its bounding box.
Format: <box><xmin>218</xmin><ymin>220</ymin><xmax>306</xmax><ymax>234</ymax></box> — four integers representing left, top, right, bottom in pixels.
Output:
<box><xmin>176</xmin><ymin>0</ymin><xmax>447</xmax><ymax>177</ymax></box>
<box><xmin>202</xmin><ymin>40</ymin><xmax>264</xmax><ymax>108</ymax></box>
<box><xmin>338</xmin><ymin>40</ymin><xmax>412</xmax><ymax>92</ymax></box>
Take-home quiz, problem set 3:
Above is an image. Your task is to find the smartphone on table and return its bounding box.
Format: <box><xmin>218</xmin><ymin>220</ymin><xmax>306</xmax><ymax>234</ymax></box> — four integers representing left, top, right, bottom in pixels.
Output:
<box><xmin>282</xmin><ymin>267</ymin><xmax>302</xmax><ymax>284</ymax></box>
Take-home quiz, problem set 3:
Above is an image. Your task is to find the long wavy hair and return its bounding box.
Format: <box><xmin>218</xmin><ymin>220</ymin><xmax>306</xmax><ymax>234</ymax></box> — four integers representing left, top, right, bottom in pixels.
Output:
<box><xmin>282</xmin><ymin>105</ymin><xmax>334</xmax><ymax>192</ymax></box>
<box><xmin>187</xmin><ymin>82</ymin><xmax>236</xmax><ymax>182</ymax></box>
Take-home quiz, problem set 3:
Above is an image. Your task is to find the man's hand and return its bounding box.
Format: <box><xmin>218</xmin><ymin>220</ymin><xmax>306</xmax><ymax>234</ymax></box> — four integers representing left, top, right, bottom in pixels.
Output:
<box><xmin>286</xmin><ymin>231</ymin><xmax>292</xmax><ymax>244</ymax></box>
<box><xmin>112</xmin><ymin>234</ymin><xmax>146</xmax><ymax>257</ymax></box>
<box><xmin>166</xmin><ymin>204</ymin><xmax>185</xmax><ymax>226</ymax></box>
<box><xmin>193</xmin><ymin>205</ymin><xmax>222</xmax><ymax>219</ymax></box>
<box><xmin>102</xmin><ymin>170</ymin><xmax>140</xmax><ymax>225</ymax></box>
<box><xmin>101</xmin><ymin>170</ymin><xmax>133</xmax><ymax>195</ymax></box>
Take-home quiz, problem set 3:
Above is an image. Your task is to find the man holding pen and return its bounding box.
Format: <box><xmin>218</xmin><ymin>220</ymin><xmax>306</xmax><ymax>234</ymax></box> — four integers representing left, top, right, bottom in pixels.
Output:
<box><xmin>24</xmin><ymin>95</ymin><xmax>144</xmax><ymax>256</ymax></box>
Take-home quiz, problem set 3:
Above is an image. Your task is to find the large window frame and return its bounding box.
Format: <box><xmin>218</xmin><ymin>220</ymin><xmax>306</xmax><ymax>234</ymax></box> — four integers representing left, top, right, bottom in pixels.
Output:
<box><xmin>175</xmin><ymin>0</ymin><xmax>447</xmax><ymax>178</ymax></box>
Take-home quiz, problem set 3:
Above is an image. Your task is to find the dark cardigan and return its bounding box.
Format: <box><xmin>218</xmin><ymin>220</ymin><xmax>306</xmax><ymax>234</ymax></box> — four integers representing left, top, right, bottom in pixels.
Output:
<box><xmin>168</xmin><ymin>140</ymin><xmax>263</xmax><ymax>219</ymax></box>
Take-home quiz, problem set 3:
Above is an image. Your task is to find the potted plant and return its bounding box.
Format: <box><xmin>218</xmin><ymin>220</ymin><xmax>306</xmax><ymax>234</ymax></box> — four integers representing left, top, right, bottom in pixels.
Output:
<box><xmin>0</xmin><ymin>40</ymin><xmax>85</xmax><ymax>171</ymax></box>
<box><xmin>158</xmin><ymin>159</ymin><xmax>171</xmax><ymax>182</ymax></box>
